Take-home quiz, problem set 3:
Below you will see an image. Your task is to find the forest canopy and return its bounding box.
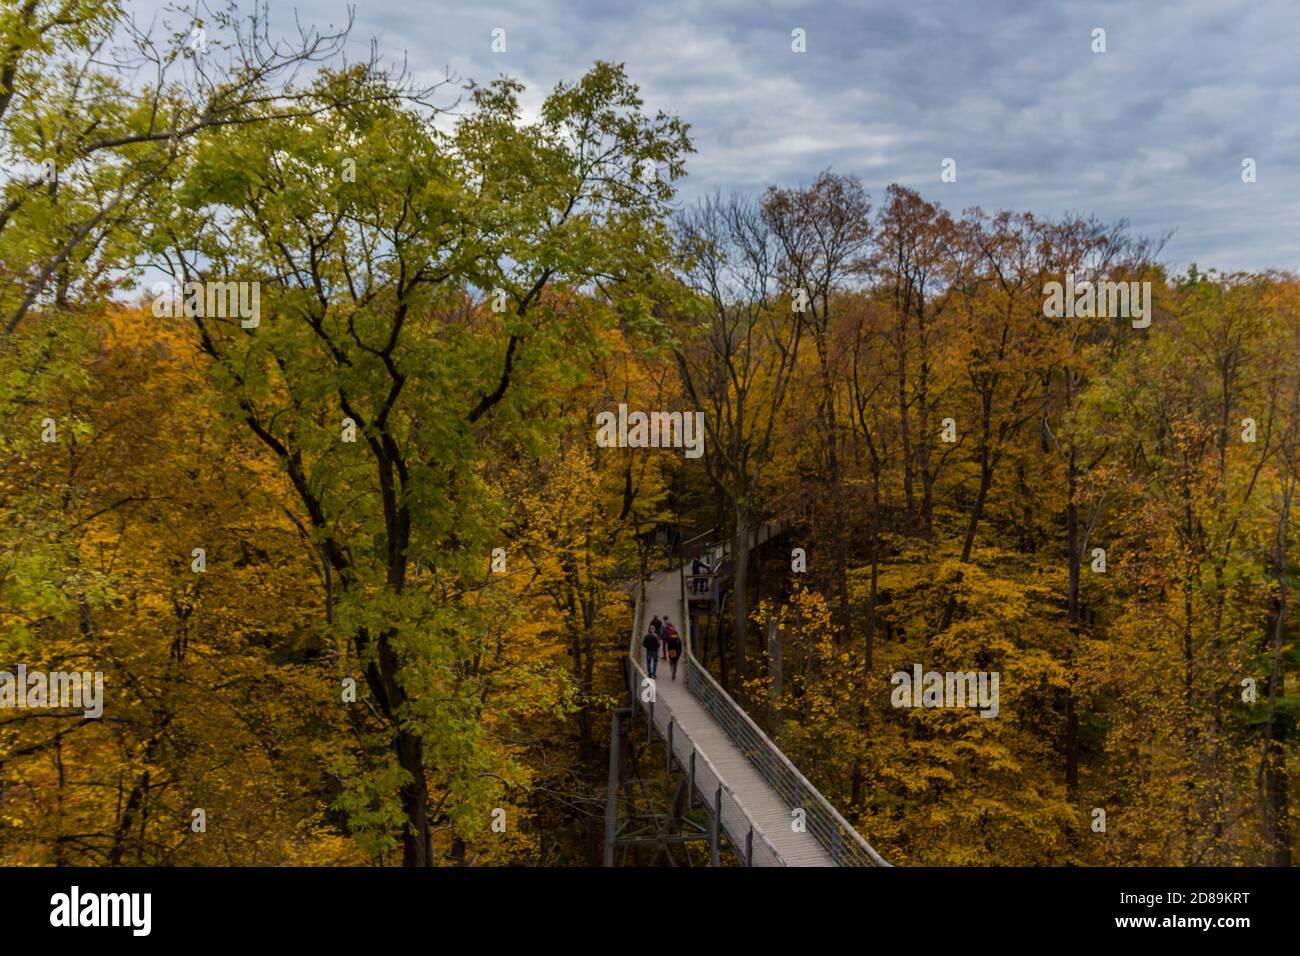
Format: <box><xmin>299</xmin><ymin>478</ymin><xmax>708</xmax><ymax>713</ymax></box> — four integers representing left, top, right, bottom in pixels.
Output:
<box><xmin>1</xmin><ymin>1</ymin><xmax>1296</xmax><ymax>868</ymax></box>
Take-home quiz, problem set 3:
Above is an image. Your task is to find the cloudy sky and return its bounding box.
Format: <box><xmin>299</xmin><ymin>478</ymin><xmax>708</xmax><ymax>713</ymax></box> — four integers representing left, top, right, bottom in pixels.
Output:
<box><xmin>143</xmin><ymin>0</ymin><xmax>1300</xmax><ymax>271</ymax></box>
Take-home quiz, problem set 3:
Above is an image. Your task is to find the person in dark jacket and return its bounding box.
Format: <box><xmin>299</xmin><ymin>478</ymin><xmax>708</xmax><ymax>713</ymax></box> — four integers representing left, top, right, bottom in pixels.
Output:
<box><xmin>691</xmin><ymin>559</ymin><xmax>712</xmax><ymax>593</ymax></box>
<box><xmin>642</xmin><ymin>627</ymin><xmax>660</xmax><ymax>677</ymax></box>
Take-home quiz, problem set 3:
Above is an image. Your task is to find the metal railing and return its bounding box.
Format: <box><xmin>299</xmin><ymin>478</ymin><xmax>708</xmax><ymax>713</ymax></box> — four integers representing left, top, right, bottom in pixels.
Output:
<box><xmin>626</xmin><ymin>585</ymin><xmax>785</xmax><ymax>866</ymax></box>
<box><xmin>677</xmin><ymin>555</ymin><xmax>891</xmax><ymax>868</ymax></box>
<box><xmin>678</xmin><ymin>528</ymin><xmax>717</xmax><ymax>561</ymax></box>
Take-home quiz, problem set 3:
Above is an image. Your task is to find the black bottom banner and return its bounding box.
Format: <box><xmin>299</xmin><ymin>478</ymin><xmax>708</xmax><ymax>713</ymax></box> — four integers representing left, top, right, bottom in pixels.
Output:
<box><xmin>0</xmin><ymin>864</ymin><xmax>1289</xmax><ymax>942</ymax></box>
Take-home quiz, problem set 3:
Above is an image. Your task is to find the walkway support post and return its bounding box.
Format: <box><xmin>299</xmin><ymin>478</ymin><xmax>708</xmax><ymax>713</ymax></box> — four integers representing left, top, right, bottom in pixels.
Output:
<box><xmin>688</xmin><ymin>750</ymin><xmax>696</xmax><ymax>810</ymax></box>
<box><xmin>603</xmin><ymin>710</ymin><xmax>623</xmax><ymax>866</ymax></box>
<box><xmin>710</xmin><ymin>787</ymin><xmax>721</xmax><ymax>867</ymax></box>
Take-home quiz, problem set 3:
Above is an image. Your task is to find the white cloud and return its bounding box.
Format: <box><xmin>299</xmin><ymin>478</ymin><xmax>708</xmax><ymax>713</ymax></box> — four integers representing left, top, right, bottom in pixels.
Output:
<box><xmin>132</xmin><ymin>0</ymin><xmax>1300</xmax><ymax>270</ymax></box>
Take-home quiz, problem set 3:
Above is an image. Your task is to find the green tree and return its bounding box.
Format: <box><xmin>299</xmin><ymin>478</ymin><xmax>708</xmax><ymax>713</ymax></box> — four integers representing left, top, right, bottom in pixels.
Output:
<box><xmin>153</xmin><ymin>61</ymin><xmax>691</xmax><ymax>864</ymax></box>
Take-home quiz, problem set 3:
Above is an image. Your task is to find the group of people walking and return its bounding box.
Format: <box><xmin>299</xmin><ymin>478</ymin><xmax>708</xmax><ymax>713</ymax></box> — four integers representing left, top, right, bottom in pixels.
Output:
<box><xmin>642</xmin><ymin>614</ymin><xmax>682</xmax><ymax>680</ymax></box>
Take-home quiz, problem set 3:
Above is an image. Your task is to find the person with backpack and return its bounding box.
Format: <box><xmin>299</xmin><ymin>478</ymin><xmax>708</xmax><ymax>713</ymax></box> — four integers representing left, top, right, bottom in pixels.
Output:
<box><xmin>663</xmin><ymin>628</ymin><xmax>683</xmax><ymax>680</ymax></box>
<box><xmin>642</xmin><ymin>626</ymin><xmax>661</xmax><ymax>677</ymax></box>
<box><xmin>660</xmin><ymin>617</ymin><xmax>680</xmax><ymax>676</ymax></box>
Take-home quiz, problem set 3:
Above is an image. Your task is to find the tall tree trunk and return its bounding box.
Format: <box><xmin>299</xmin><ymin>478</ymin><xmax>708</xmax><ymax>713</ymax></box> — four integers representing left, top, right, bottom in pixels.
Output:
<box><xmin>1181</xmin><ymin>466</ymin><xmax>1199</xmax><ymax>865</ymax></box>
<box><xmin>1064</xmin><ymin>441</ymin><xmax>1081</xmax><ymax>805</ymax></box>
<box><xmin>361</xmin><ymin>623</ymin><xmax>433</xmax><ymax>867</ymax></box>
<box><xmin>865</xmin><ymin>466</ymin><xmax>882</xmax><ymax>672</ymax></box>
<box><xmin>575</xmin><ymin>612</ymin><xmax>600</xmax><ymax>866</ymax></box>
<box><xmin>733</xmin><ymin>509</ymin><xmax>752</xmax><ymax>692</ymax></box>
<box><xmin>897</xmin><ymin>314</ymin><xmax>916</xmax><ymax>528</ymax></box>
<box><xmin>916</xmin><ymin>317</ymin><xmax>934</xmax><ymax>536</ymax></box>
<box><xmin>767</xmin><ymin>617</ymin><xmax>783</xmax><ymax>737</ymax></box>
<box><xmin>397</xmin><ymin>729</ymin><xmax>433</xmax><ymax>866</ymax></box>
<box><xmin>819</xmin><ymin>337</ymin><xmax>850</xmax><ymax>633</ymax></box>
<box><xmin>109</xmin><ymin>732</ymin><xmax>163</xmax><ymax>866</ymax></box>
<box><xmin>938</xmin><ymin>453</ymin><xmax>994</xmax><ymax>633</ymax></box>
<box><xmin>1264</xmin><ymin>435</ymin><xmax>1295</xmax><ymax>865</ymax></box>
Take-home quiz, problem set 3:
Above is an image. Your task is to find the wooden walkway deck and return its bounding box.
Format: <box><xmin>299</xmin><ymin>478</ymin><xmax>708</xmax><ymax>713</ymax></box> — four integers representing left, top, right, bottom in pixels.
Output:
<box><xmin>634</xmin><ymin>563</ymin><xmax>836</xmax><ymax>866</ymax></box>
